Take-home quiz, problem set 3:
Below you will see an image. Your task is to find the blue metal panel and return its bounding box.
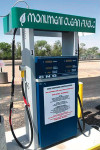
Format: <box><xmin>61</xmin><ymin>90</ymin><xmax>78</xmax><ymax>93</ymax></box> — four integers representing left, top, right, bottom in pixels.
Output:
<box><xmin>35</xmin><ymin>56</ymin><xmax>78</xmax><ymax>79</ymax></box>
<box><xmin>36</xmin><ymin>78</ymin><xmax>78</xmax><ymax>148</ymax></box>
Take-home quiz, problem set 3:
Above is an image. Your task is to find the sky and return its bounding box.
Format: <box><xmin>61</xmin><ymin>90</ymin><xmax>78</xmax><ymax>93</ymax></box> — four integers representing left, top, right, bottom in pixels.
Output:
<box><xmin>0</xmin><ymin>0</ymin><xmax>100</xmax><ymax>49</ymax></box>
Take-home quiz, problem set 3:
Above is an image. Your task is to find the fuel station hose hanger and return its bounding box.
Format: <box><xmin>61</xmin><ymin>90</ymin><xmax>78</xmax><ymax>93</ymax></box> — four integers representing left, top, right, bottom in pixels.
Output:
<box><xmin>0</xmin><ymin>0</ymin><xmax>29</xmax><ymax>17</ymax></box>
<box><xmin>9</xmin><ymin>28</ymin><xmax>33</xmax><ymax>149</ymax></box>
<box><xmin>12</xmin><ymin>0</ymin><xmax>29</xmax><ymax>9</ymax></box>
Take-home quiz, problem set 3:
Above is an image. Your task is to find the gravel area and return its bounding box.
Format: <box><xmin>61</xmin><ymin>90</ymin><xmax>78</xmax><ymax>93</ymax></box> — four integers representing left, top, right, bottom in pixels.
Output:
<box><xmin>0</xmin><ymin>60</ymin><xmax>100</xmax><ymax>131</ymax></box>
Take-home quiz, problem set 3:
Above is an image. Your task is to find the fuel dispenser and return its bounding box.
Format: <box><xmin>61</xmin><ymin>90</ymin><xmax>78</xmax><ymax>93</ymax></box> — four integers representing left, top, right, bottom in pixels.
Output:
<box><xmin>3</xmin><ymin>6</ymin><xmax>96</xmax><ymax>150</ymax></box>
<box><xmin>35</xmin><ymin>56</ymin><xmax>78</xmax><ymax>148</ymax></box>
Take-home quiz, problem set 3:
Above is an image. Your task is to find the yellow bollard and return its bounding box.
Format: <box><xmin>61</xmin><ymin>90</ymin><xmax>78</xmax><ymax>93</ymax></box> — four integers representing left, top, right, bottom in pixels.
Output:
<box><xmin>78</xmin><ymin>82</ymin><xmax>83</xmax><ymax>118</ymax></box>
<box><xmin>21</xmin><ymin>71</ymin><xmax>25</xmax><ymax>78</ymax></box>
<box><xmin>87</xmin><ymin>144</ymin><xmax>100</xmax><ymax>150</ymax></box>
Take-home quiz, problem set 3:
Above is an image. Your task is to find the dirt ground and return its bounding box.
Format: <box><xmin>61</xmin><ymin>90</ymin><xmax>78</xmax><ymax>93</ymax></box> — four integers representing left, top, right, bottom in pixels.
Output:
<box><xmin>0</xmin><ymin>60</ymin><xmax>100</xmax><ymax>131</ymax></box>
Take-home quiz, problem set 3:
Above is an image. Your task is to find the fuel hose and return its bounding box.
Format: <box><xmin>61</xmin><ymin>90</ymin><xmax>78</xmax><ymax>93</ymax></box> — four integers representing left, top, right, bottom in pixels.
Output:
<box><xmin>9</xmin><ymin>28</ymin><xmax>33</xmax><ymax>149</ymax></box>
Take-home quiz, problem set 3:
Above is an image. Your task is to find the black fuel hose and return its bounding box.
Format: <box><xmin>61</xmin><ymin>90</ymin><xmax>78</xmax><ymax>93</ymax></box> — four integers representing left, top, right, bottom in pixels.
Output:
<box><xmin>9</xmin><ymin>28</ymin><xmax>33</xmax><ymax>149</ymax></box>
<box><xmin>9</xmin><ymin>101</ymin><xmax>33</xmax><ymax>149</ymax></box>
<box><xmin>77</xmin><ymin>93</ymin><xmax>85</xmax><ymax>132</ymax></box>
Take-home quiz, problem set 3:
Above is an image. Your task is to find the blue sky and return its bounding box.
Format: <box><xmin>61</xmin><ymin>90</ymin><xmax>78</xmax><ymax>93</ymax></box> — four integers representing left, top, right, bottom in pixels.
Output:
<box><xmin>0</xmin><ymin>0</ymin><xmax>100</xmax><ymax>49</ymax></box>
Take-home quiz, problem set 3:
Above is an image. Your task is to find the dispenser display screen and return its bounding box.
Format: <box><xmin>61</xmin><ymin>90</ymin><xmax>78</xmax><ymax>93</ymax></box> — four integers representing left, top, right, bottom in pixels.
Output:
<box><xmin>44</xmin><ymin>83</ymin><xmax>75</xmax><ymax>125</ymax></box>
<box><xmin>35</xmin><ymin>56</ymin><xmax>78</xmax><ymax>79</ymax></box>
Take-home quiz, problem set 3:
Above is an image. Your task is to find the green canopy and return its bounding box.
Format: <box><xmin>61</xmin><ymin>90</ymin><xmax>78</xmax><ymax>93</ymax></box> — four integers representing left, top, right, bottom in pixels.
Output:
<box><xmin>3</xmin><ymin>7</ymin><xmax>96</xmax><ymax>34</ymax></box>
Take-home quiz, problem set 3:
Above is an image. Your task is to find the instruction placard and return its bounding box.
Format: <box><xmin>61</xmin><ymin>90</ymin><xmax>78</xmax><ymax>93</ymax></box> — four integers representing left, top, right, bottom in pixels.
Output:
<box><xmin>44</xmin><ymin>83</ymin><xmax>75</xmax><ymax>125</ymax></box>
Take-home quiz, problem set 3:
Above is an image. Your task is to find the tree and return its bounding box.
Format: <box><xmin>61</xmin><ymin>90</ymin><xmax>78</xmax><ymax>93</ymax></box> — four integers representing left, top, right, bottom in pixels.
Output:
<box><xmin>0</xmin><ymin>42</ymin><xmax>12</xmax><ymax>59</ymax></box>
<box><xmin>16</xmin><ymin>42</ymin><xmax>21</xmax><ymax>59</ymax></box>
<box><xmin>45</xmin><ymin>44</ymin><xmax>52</xmax><ymax>56</ymax></box>
<box><xmin>88</xmin><ymin>47</ymin><xmax>99</xmax><ymax>54</ymax></box>
<box><xmin>85</xmin><ymin>47</ymin><xmax>99</xmax><ymax>59</ymax></box>
<box><xmin>97</xmin><ymin>53</ymin><xmax>100</xmax><ymax>59</ymax></box>
<box><xmin>35</xmin><ymin>40</ymin><xmax>47</xmax><ymax>56</ymax></box>
<box><xmin>35</xmin><ymin>40</ymin><xmax>47</xmax><ymax>50</ymax></box>
<box><xmin>34</xmin><ymin>40</ymin><xmax>62</xmax><ymax>56</ymax></box>
<box><xmin>34</xmin><ymin>40</ymin><xmax>51</xmax><ymax>56</ymax></box>
<box><xmin>51</xmin><ymin>40</ymin><xmax>62</xmax><ymax>56</ymax></box>
<box><xmin>79</xmin><ymin>43</ymin><xmax>86</xmax><ymax>59</ymax></box>
<box><xmin>0</xmin><ymin>49</ymin><xmax>3</xmax><ymax>59</ymax></box>
<box><xmin>80</xmin><ymin>43</ymin><xmax>86</xmax><ymax>49</ymax></box>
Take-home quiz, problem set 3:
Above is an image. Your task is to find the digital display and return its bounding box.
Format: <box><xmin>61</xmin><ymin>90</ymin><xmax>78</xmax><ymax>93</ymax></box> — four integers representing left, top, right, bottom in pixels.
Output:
<box><xmin>45</xmin><ymin>61</ymin><xmax>53</xmax><ymax>63</ymax></box>
<box><xmin>35</xmin><ymin>57</ymin><xmax>78</xmax><ymax>79</ymax></box>
<box><xmin>45</xmin><ymin>67</ymin><xmax>52</xmax><ymax>70</ymax></box>
<box><xmin>66</xmin><ymin>60</ymin><xmax>72</xmax><ymax>62</ymax></box>
<box><xmin>66</xmin><ymin>65</ymin><xmax>72</xmax><ymax>68</ymax></box>
<box><xmin>47</xmin><ymin>72</ymin><xmax>51</xmax><ymax>74</ymax></box>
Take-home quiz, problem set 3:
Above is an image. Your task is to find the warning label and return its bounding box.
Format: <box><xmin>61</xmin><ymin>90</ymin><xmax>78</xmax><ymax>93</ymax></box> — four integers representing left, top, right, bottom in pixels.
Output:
<box><xmin>44</xmin><ymin>83</ymin><xmax>75</xmax><ymax>125</ymax></box>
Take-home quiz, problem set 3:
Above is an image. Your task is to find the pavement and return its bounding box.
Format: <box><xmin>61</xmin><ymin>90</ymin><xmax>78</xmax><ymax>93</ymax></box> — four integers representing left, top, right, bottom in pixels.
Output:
<box><xmin>5</xmin><ymin>123</ymin><xmax>100</xmax><ymax>150</ymax></box>
<box><xmin>79</xmin><ymin>76</ymin><xmax>100</xmax><ymax>127</ymax></box>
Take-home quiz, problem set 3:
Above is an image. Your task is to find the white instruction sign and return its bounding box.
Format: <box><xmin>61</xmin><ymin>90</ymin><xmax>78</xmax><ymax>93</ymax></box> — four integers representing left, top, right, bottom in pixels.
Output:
<box><xmin>44</xmin><ymin>83</ymin><xmax>75</xmax><ymax>125</ymax></box>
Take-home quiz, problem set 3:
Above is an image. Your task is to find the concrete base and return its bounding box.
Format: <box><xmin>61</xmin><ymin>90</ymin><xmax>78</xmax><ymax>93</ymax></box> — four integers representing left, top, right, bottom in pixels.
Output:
<box><xmin>0</xmin><ymin>116</ymin><xmax>7</xmax><ymax>150</ymax></box>
<box><xmin>5</xmin><ymin>124</ymin><xmax>100</xmax><ymax>150</ymax></box>
<box><xmin>0</xmin><ymin>72</ymin><xmax>8</xmax><ymax>84</ymax></box>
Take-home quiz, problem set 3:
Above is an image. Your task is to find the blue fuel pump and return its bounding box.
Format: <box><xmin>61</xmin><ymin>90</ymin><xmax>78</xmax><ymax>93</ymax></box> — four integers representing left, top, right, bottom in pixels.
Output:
<box><xmin>35</xmin><ymin>56</ymin><xmax>78</xmax><ymax>148</ymax></box>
